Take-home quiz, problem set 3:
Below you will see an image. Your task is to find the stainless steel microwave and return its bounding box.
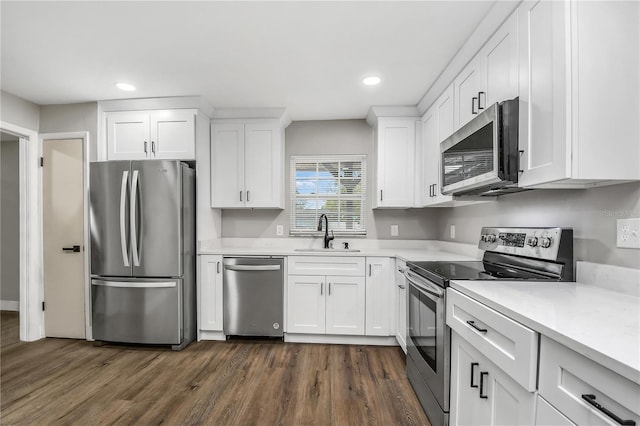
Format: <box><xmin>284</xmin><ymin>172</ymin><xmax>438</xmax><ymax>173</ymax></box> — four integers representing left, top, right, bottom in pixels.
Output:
<box><xmin>440</xmin><ymin>98</ymin><xmax>524</xmax><ymax>196</ymax></box>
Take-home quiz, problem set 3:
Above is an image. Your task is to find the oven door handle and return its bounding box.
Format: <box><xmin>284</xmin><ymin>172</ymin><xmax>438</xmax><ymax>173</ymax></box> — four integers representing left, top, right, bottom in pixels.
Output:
<box><xmin>404</xmin><ymin>269</ymin><xmax>445</xmax><ymax>298</ymax></box>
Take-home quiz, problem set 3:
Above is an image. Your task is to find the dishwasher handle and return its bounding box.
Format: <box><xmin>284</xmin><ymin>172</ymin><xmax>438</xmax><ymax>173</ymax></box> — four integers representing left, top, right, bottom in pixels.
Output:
<box><xmin>225</xmin><ymin>264</ymin><xmax>281</xmax><ymax>272</ymax></box>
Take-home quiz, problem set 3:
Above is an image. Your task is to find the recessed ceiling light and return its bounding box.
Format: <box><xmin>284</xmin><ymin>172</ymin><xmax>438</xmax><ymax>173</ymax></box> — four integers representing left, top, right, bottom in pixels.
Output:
<box><xmin>363</xmin><ymin>76</ymin><xmax>381</xmax><ymax>86</ymax></box>
<box><xmin>115</xmin><ymin>82</ymin><xmax>136</xmax><ymax>91</ymax></box>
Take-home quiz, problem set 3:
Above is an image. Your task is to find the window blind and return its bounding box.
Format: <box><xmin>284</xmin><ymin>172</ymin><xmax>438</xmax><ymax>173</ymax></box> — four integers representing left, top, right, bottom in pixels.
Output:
<box><xmin>290</xmin><ymin>155</ymin><xmax>367</xmax><ymax>236</ymax></box>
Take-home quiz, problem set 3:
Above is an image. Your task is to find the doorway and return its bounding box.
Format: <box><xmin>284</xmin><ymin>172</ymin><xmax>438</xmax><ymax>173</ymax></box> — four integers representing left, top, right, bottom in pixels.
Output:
<box><xmin>42</xmin><ymin>138</ymin><xmax>86</xmax><ymax>338</ymax></box>
<box><xmin>1</xmin><ymin>132</ymin><xmax>21</xmax><ymax>344</ymax></box>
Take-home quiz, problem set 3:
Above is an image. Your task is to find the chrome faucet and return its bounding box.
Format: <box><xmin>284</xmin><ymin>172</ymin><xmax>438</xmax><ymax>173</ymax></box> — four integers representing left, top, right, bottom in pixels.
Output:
<box><xmin>317</xmin><ymin>214</ymin><xmax>334</xmax><ymax>249</ymax></box>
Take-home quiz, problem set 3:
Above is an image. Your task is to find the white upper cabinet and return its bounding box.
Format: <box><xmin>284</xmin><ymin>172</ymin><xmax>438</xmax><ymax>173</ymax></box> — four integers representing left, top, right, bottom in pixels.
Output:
<box><xmin>106</xmin><ymin>109</ymin><xmax>195</xmax><ymax>160</ymax></box>
<box><xmin>518</xmin><ymin>0</ymin><xmax>640</xmax><ymax>188</ymax></box>
<box><xmin>454</xmin><ymin>55</ymin><xmax>485</xmax><ymax>130</ymax></box>
<box><xmin>210</xmin><ymin>119</ymin><xmax>284</xmax><ymax>209</ymax></box>
<box><xmin>372</xmin><ymin>117</ymin><xmax>417</xmax><ymax>208</ymax></box>
<box><xmin>454</xmin><ymin>12</ymin><xmax>519</xmax><ymax>131</ymax></box>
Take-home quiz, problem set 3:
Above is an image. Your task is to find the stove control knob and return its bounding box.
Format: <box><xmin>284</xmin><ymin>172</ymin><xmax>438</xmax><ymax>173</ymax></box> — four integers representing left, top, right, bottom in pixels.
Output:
<box><xmin>527</xmin><ymin>237</ymin><xmax>538</xmax><ymax>247</ymax></box>
<box><xmin>540</xmin><ymin>237</ymin><xmax>552</xmax><ymax>248</ymax></box>
<box><xmin>480</xmin><ymin>235</ymin><xmax>487</xmax><ymax>242</ymax></box>
<box><xmin>486</xmin><ymin>234</ymin><xmax>497</xmax><ymax>243</ymax></box>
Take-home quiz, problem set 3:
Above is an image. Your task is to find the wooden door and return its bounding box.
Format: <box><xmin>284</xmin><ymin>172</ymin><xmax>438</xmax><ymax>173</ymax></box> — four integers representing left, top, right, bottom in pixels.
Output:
<box><xmin>43</xmin><ymin>138</ymin><xmax>85</xmax><ymax>338</ymax></box>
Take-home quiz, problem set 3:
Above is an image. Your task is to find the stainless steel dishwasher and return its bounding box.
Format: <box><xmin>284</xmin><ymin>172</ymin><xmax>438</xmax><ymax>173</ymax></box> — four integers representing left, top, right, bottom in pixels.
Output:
<box><xmin>223</xmin><ymin>257</ymin><xmax>284</xmax><ymax>337</ymax></box>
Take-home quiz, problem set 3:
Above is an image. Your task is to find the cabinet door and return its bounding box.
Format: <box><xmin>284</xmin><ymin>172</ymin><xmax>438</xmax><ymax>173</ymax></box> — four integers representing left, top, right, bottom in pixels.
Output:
<box><xmin>451</xmin><ymin>332</ymin><xmax>536</xmax><ymax>426</ymax></box>
<box><xmin>481</xmin><ymin>11</ymin><xmax>519</xmax><ymax>107</ymax></box>
<box><xmin>106</xmin><ymin>111</ymin><xmax>150</xmax><ymax>160</ymax></box>
<box><xmin>365</xmin><ymin>257</ymin><xmax>393</xmax><ymax>336</ymax></box>
<box><xmin>198</xmin><ymin>255</ymin><xmax>223</xmax><ymax>331</ymax></box>
<box><xmin>517</xmin><ymin>0</ymin><xmax>570</xmax><ymax>187</ymax></box>
<box><xmin>454</xmin><ymin>55</ymin><xmax>484</xmax><ymax>130</ymax></box>
<box><xmin>420</xmin><ymin>107</ymin><xmax>438</xmax><ymax>206</ymax></box>
<box><xmin>210</xmin><ymin>122</ymin><xmax>245</xmax><ymax>208</ymax></box>
<box><xmin>395</xmin><ymin>261</ymin><xmax>407</xmax><ymax>352</ymax></box>
<box><xmin>325</xmin><ymin>276</ymin><xmax>365</xmax><ymax>335</ymax></box>
<box><xmin>287</xmin><ymin>275</ymin><xmax>325</xmax><ymax>334</ymax></box>
<box><xmin>451</xmin><ymin>333</ymin><xmax>492</xmax><ymax>426</ymax></box>
<box><xmin>437</xmin><ymin>83</ymin><xmax>456</xmax><ymax>143</ymax></box>
<box><xmin>150</xmin><ymin>110</ymin><xmax>195</xmax><ymax>160</ymax></box>
<box><xmin>375</xmin><ymin>118</ymin><xmax>416</xmax><ymax>208</ymax></box>
<box><xmin>244</xmin><ymin>122</ymin><xmax>283</xmax><ymax>208</ymax></box>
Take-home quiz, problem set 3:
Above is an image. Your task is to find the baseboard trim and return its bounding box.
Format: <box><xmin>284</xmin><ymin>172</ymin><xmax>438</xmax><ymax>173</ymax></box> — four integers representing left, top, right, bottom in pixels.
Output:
<box><xmin>285</xmin><ymin>333</ymin><xmax>398</xmax><ymax>346</ymax></box>
<box><xmin>198</xmin><ymin>330</ymin><xmax>226</xmax><ymax>341</ymax></box>
<box><xmin>1</xmin><ymin>300</ymin><xmax>19</xmax><ymax>311</ymax></box>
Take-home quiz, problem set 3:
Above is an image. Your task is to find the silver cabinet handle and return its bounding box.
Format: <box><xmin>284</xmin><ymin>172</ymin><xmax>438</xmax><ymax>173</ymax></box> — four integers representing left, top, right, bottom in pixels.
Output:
<box><xmin>216</xmin><ymin>261</ymin><xmax>221</xmax><ymax>274</ymax></box>
<box><xmin>246</xmin><ymin>190</ymin><xmax>250</xmax><ymax>202</ymax></box>
<box><xmin>320</xmin><ymin>282</ymin><xmax>323</xmax><ymax>295</ymax></box>
<box><xmin>130</xmin><ymin>169</ymin><xmax>141</xmax><ymax>267</ymax></box>
<box><xmin>380</xmin><ymin>190</ymin><xmax>383</xmax><ymax>202</ymax></box>
<box><xmin>151</xmin><ymin>141</ymin><xmax>156</xmax><ymax>155</ymax></box>
<box><xmin>240</xmin><ymin>191</ymin><xmax>243</xmax><ymax>202</ymax></box>
<box><xmin>120</xmin><ymin>170</ymin><xmax>130</xmax><ymax>267</ymax></box>
<box><xmin>225</xmin><ymin>264</ymin><xmax>281</xmax><ymax>271</ymax></box>
<box><xmin>328</xmin><ymin>282</ymin><xmax>331</xmax><ymax>295</ymax></box>
<box><xmin>369</xmin><ymin>264</ymin><xmax>372</xmax><ymax>276</ymax></box>
<box><xmin>92</xmin><ymin>280</ymin><xmax>176</xmax><ymax>288</ymax></box>
<box><xmin>144</xmin><ymin>141</ymin><xmax>148</xmax><ymax>154</ymax></box>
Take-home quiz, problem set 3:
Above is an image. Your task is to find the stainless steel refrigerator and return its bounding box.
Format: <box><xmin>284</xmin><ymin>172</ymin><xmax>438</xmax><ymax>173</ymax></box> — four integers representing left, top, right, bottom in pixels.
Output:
<box><xmin>90</xmin><ymin>160</ymin><xmax>195</xmax><ymax>350</ymax></box>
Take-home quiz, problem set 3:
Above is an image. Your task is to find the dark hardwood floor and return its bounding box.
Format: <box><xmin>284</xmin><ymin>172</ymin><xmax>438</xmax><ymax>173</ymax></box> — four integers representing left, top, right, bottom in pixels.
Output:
<box><xmin>1</xmin><ymin>311</ymin><xmax>430</xmax><ymax>425</ymax></box>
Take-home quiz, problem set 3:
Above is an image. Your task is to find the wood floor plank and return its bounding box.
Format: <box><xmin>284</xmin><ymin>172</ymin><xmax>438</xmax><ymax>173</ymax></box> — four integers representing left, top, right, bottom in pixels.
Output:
<box><xmin>1</xmin><ymin>312</ymin><xmax>430</xmax><ymax>425</ymax></box>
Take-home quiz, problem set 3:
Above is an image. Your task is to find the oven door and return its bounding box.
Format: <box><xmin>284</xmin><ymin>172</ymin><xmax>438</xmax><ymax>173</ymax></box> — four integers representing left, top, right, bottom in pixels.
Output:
<box><xmin>405</xmin><ymin>269</ymin><xmax>450</xmax><ymax>411</ymax></box>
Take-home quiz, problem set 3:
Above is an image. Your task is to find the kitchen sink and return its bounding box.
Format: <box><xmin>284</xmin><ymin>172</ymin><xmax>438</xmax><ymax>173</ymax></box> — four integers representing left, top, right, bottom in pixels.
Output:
<box><xmin>294</xmin><ymin>248</ymin><xmax>361</xmax><ymax>253</ymax></box>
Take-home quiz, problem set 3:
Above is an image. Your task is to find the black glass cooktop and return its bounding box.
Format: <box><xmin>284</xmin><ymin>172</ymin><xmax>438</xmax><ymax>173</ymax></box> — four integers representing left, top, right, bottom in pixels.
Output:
<box><xmin>407</xmin><ymin>261</ymin><xmax>492</xmax><ymax>287</ymax></box>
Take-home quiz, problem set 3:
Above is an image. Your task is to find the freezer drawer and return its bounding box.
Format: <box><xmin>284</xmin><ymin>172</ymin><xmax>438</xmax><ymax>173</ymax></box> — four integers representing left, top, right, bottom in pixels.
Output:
<box><xmin>91</xmin><ymin>278</ymin><xmax>182</xmax><ymax>344</ymax></box>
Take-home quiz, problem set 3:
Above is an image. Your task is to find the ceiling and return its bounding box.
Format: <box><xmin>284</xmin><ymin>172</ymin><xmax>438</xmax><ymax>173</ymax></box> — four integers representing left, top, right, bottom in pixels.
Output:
<box><xmin>1</xmin><ymin>1</ymin><xmax>496</xmax><ymax>121</ymax></box>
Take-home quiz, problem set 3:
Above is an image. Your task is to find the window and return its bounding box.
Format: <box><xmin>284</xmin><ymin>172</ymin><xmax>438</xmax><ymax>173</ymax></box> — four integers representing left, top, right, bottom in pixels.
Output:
<box><xmin>290</xmin><ymin>155</ymin><xmax>367</xmax><ymax>236</ymax></box>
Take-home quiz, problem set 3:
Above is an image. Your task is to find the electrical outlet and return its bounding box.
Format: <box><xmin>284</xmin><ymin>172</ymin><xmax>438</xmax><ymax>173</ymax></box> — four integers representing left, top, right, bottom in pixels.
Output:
<box><xmin>276</xmin><ymin>225</ymin><xmax>284</xmax><ymax>236</ymax></box>
<box><xmin>450</xmin><ymin>225</ymin><xmax>456</xmax><ymax>239</ymax></box>
<box><xmin>617</xmin><ymin>218</ymin><xmax>640</xmax><ymax>248</ymax></box>
<box><xmin>391</xmin><ymin>224</ymin><xmax>399</xmax><ymax>237</ymax></box>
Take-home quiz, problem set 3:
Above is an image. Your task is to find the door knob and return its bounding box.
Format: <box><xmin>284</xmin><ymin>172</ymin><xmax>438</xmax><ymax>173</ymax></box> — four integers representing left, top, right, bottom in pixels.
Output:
<box><xmin>62</xmin><ymin>245</ymin><xmax>81</xmax><ymax>253</ymax></box>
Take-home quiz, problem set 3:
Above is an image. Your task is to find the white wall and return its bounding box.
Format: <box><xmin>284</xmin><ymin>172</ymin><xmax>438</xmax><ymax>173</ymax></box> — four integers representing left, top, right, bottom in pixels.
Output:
<box><xmin>436</xmin><ymin>182</ymin><xmax>640</xmax><ymax>269</ymax></box>
<box><xmin>39</xmin><ymin>103</ymin><xmax>98</xmax><ymax>161</ymax></box>
<box><xmin>0</xmin><ymin>90</ymin><xmax>40</xmax><ymax>131</ymax></box>
<box><xmin>220</xmin><ymin>119</ymin><xmax>440</xmax><ymax>240</ymax></box>
<box><xmin>1</xmin><ymin>136</ymin><xmax>20</xmax><ymax>304</ymax></box>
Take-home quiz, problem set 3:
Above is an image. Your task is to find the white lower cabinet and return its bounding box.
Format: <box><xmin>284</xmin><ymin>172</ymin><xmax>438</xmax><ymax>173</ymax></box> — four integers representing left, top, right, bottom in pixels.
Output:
<box><xmin>365</xmin><ymin>257</ymin><xmax>393</xmax><ymax>336</ymax></box>
<box><xmin>198</xmin><ymin>255</ymin><xmax>223</xmax><ymax>332</ymax></box>
<box><xmin>287</xmin><ymin>274</ymin><xmax>365</xmax><ymax>335</ymax></box>
<box><xmin>395</xmin><ymin>260</ymin><xmax>407</xmax><ymax>353</ymax></box>
<box><xmin>537</xmin><ymin>335</ymin><xmax>640</xmax><ymax>426</ymax></box>
<box><xmin>535</xmin><ymin>396</ymin><xmax>575</xmax><ymax>426</ymax></box>
<box><xmin>450</xmin><ymin>332</ymin><xmax>536</xmax><ymax>426</ymax></box>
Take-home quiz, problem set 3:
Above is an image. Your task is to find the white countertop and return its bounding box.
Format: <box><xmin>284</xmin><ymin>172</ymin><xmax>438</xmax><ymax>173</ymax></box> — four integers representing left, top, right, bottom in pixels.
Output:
<box><xmin>197</xmin><ymin>238</ymin><xmax>482</xmax><ymax>262</ymax></box>
<box><xmin>450</xmin><ymin>272</ymin><xmax>640</xmax><ymax>385</ymax></box>
<box><xmin>198</xmin><ymin>247</ymin><xmax>477</xmax><ymax>262</ymax></box>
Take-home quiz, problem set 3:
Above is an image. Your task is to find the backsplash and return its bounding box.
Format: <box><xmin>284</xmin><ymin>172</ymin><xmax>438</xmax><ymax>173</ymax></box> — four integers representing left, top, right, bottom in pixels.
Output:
<box><xmin>436</xmin><ymin>182</ymin><xmax>640</xmax><ymax>269</ymax></box>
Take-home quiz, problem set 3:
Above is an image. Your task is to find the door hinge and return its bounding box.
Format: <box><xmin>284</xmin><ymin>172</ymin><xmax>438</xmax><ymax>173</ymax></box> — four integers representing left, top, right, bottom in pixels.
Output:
<box><xmin>42</xmin><ymin>301</ymin><xmax>45</xmax><ymax>311</ymax></box>
<box><xmin>40</xmin><ymin>157</ymin><xmax>44</xmax><ymax>167</ymax></box>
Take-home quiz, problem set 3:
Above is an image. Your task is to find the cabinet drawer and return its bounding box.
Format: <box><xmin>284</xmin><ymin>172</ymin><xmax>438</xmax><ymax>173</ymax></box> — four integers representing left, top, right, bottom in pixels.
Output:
<box><xmin>288</xmin><ymin>256</ymin><xmax>365</xmax><ymax>276</ymax></box>
<box><xmin>539</xmin><ymin>336</ymin><xmax>640</xmax><ymax>426</ymax></box>
<box><xmin>447</xmin><ymin>289</ymin><xmax>538</xmax><ymax>391</ymax></box>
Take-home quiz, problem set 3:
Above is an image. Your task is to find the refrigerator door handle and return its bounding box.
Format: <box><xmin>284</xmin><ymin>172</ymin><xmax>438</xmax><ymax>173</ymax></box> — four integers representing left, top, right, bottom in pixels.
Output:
<box><xmin>92</xmin><ymin>279</ymin><xmax>176</xmax><ymax>288</ymax></box>
<box><xmin>130</xmin><ymin>169</ymin><xmax>141</xmax><ymax>267</ymax></box>
<box><xmin>119</xmin><ymin>170</ymin><xmax>130</xmax><ymax>267</ymax></box>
